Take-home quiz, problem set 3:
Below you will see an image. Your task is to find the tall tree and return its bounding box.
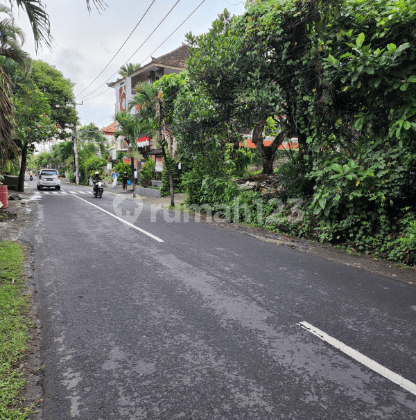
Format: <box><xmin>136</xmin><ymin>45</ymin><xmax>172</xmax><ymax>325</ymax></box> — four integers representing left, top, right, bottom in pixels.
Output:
<box><xmin>30</xmin><ymin>60</ymin><xmax>78</xmax><ymax>138</ymax></box>
<box><xmin>50</xmin><ymin>140</ymin><xmax>73</xmax><ymax>167</ymax></box>
<box><xmin>12</xmin><ymin>86</ymin><xmax>57</xmax><ymax>191</ymax></box>
<box><xmin>184</xmin><ymin>1</ymin><xmax>342</xmax><ymax>173</ymax></box>
<box><xmin>78</xmin><ymin>122</ymin><xmax>107</xmax><ymax>156</ymax></box>
<box><xmin>114</xmin><ymin>111</ymin><xmax>154</xmax><ymax>195</ymax></box>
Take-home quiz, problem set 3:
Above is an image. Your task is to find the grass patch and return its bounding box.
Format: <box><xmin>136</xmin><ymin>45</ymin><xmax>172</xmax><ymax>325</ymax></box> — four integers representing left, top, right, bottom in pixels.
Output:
<box><xmin>0</xmin><ymin>241</ymin><xmax>33</xmax><ymax>419</ymax></box>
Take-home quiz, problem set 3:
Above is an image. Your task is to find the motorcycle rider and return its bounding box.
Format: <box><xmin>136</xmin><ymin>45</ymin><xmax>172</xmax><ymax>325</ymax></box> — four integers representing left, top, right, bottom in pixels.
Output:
<box><xmin>92</xmin><ymin>171</ymin><xmax>102</xmax><ymax>193</ymax></box>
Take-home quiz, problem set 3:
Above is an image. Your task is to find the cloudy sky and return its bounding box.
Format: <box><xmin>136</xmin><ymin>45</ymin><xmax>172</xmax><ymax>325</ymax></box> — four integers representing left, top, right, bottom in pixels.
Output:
<box><xmin>14</xmin><ymin>0</ymin><xmax>245</xmax><ymax>129</ymax></box>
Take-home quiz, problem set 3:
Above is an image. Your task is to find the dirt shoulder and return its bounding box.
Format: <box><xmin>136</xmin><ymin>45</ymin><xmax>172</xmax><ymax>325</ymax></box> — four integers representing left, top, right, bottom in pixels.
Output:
<box><xmin>215</xmin><ymin>220</ymin><xmax>416</xmax><ymax>285</ymax></box>
<box><xmin>0</xmin><ymin>188</ymin><xmax>43</xmax><ymax>419</ymax></box>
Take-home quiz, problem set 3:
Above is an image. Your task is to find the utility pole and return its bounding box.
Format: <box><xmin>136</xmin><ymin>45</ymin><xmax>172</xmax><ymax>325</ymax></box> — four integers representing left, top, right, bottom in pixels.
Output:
<box><xmin>72</xmin><ymin>102</ymin><xmax>83</xmax><ymax>185</ymax></box>
<box><xmin>73</xmin><ymin>126</ymin><xmax>80</xmax><ymax>185</ymax></box>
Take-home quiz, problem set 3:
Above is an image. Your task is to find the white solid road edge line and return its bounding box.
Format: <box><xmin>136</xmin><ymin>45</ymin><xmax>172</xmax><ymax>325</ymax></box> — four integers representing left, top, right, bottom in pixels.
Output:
<box><xmin>73</xmin><ymin>195</ymin><xmax>164</xmax><ymax>243</ymax></box>
<box><xmin>298</xmin><ymin>321</ymin><xmax>416</xmax><ymax>396</ymax></box>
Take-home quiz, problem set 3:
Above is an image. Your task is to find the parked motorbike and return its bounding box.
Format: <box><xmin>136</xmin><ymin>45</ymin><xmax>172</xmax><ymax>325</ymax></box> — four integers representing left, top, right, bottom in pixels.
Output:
<box><xmin>93</xmin><ymin>180</ymin><xmax>104</xmax><ymax>198</ymax></box>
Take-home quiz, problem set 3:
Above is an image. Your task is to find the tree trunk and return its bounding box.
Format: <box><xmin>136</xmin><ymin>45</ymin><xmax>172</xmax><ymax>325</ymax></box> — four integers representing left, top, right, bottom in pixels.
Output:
<box><xmin>161</xmin><ymin>140</ymin><xmax>174</xmax><ymax>207</ymax></box>
<box><xmin>261</xmin><ymin>148</ymin><xmax>275</xmax><ymax>175</ymax></box>
<box><xmin>297</xmin><ymin>113</ymin><xmax>309</xmax><ymax>155</ymax></box>
<box><xmin>252</xmin><ymin>121</ymin><xmax>285</xmax><ymax>175</ymax></box>
<box><xmin>17</xmin><ymin>144</ymin><xmax>28</xmax><ymax>192</ymax></box>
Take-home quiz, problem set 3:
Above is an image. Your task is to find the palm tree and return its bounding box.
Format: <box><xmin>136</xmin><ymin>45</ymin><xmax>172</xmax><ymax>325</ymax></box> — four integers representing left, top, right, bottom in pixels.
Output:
<box><xmin>0</xmin><ymin>5</ymin><xmax>31</xmax><ymax>168</ymax></box>
<box><xmin>114</xmin><ymin>111</ymin><xmax>155</xmax><ymax>149</ymax></box>
<box><xmin>128</xmin><ymin>82</ymin><xmax>177</xmax><ymax>206</ymax></box>
<box><xmin>128</xmin><ymin>82</ymin><xmax>159</xmax><ymax>120</ymax></box>
<box><xmin>118</xmin><ymin>63</ymin><xmax>141</xmax><ymax>78</ymax></box>
<box><xmin>114</xmin><ymin>111</ymin><xmax>155</xmax><ymax>197</ymax></box>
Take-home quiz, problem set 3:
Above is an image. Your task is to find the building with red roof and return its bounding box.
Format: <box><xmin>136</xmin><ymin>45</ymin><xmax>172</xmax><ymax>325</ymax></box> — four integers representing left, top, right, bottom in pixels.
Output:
<box><xmin>107</xmin><ymin>44</ymin><xmax>190</xmax><ymax>115</ymax></box>
<box><xmin>107</xmin><ymin>44</ymin><xmax>190</xmax><ymax>162</ymax></box>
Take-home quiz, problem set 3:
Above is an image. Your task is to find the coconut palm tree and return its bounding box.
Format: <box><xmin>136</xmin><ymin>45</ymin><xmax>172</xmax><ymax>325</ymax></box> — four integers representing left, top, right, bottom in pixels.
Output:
<box><xmin>114</xmin><ymin>111</ymin><xmax>155</xmax><ymax>151</ymax></box>
<box><xmin>118</xmin><ymin>63</ymin><xmax>141</xmax><ymax>78</ymax></box>
<box><xmin>0</xmin><ymin>5</ymin><xmax>31</xmax><ymax>168</ymax></box>
<box><xmin>128</xmin><ymin>82</ymin><xmax>159</xmax><ymax>121</ymax></box>
<box><xmin>114</xmin><ymin>111</ymin><xmax>155</xmax><ymax>197</ymax></box>
<box><xmin>128</xmin><ymin>82</ymin><xmax>178</xmax><ymax>205</ymax></box>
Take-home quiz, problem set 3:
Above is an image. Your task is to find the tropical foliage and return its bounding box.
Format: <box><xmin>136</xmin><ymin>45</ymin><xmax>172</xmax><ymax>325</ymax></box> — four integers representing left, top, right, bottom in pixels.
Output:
<box><xmin>145</xmin><ymin>0</ymin><xmax>416</xmax><ymax>265</ymax></box>
<box><xmin>30</xmin><ymin>60</ymin><xmax>78</xmax><ymax>137</ymax></box>
<box><xmin>12</xmin><ymin>86</ymin><xmax>57</xmax><ymax>190</ymax></box>
<box><xmin>0</xmin><ymin>0</ymin><xmax>100</xmax><ymax>177</ymax></box>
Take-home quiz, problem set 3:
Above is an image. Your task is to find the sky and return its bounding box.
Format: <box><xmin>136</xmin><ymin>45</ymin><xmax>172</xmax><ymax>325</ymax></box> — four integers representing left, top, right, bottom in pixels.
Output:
<box><xmin>13</xmin><ymin>0</ymin><xmax>245</xmax><ymax>129</ymax></box>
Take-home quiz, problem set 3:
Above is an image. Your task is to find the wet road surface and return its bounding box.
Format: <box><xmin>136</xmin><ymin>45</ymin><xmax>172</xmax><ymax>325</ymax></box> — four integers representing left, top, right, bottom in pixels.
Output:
<box><xmin>27</xmin><ymin>181</ymin><xmax>416</xmax><ymax>419</ymax></box>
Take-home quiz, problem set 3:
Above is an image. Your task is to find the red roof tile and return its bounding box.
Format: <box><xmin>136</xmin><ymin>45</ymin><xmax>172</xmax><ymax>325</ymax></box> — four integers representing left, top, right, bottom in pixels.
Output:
<box><xmin>103</xmin><ymin>121</ymin><xmax>116</xmax><ymax>134</ymax></box>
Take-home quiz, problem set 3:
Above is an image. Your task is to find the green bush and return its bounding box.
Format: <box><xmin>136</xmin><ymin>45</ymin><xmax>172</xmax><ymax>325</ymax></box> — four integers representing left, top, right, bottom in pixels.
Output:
<box><xmin>275</xmin><ymin>153</ymin><xmax>313</xmax><ymax>199</ymax></box>
<box><xmin>225</xmin><ymin>146</ymin><xmax>252</xmax><ymax>178</ymax></box>
<box><xmin>66</xmin><ymin>171</ymin><xmax>75</xmax><ymax>183</ymax></box>
<box><xmin>80</xmin><ymin>155</ymin><xmax>106</xmax><ymax>184</ymax></box>
<box><xmin>113</xmin><ymin>161</ymin><xmax>132</xmax><ymax>181</ymax></box>
<box><xmin>139</xmin><ymin>158</ymin><xmax>155</xmax><ymax>187</ymax></box>
<box><xmin>3</xmin><ymin>160</ymin><xmax>19</xmax><ymax>175</ymax></box>
<box><xmin>295</xmin><ymin>136</ymin><xmax>416</xmax><ymax>263</ymax></box>
<box><xmin>182</xmin><ymin>142</ymin><xmax>416</xmax><ymax>265</ymax></box>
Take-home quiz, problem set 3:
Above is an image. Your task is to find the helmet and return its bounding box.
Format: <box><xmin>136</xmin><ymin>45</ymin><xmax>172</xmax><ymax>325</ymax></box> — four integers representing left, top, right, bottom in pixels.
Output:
<box><xmin>95</xmin><ymin>171</ymin><xmax>99</xmax><ymax>175</ymax></box>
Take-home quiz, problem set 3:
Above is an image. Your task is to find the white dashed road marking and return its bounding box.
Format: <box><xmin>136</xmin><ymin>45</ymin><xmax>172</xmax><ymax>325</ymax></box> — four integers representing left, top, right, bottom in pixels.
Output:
<box><xmin>38</xmin><ymin>190</ymin><xmax>89</xmax><ymax>195</ymax></box>
<box><xmin>298</xmin><ymin>321</ymin><xmax>416</xmax><ymax>396</ymax></box>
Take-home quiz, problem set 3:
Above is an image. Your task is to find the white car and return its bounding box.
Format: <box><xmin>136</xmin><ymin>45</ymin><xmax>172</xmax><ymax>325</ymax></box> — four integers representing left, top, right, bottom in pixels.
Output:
<box><xmin>37</xmin><ymin>169</ymin><xmax>61</xmax><ymax>190</ymax></box>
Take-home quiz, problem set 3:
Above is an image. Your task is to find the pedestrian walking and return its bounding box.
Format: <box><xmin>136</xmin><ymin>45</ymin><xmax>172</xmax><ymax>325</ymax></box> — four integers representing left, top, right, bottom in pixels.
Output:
<box><xmin>111</xmin><ymin>169</ymin><xmax>119</xmax><ymax>189</ymax></box>
<box><xmin>122</xmin><ymin>171</ymin><xmax>129</xmax><ymax>192</ymax></box>
<box><xmin>134</xmin><ymin>167</ymin><xmax>138</xmax><ymax>185</ymax></box>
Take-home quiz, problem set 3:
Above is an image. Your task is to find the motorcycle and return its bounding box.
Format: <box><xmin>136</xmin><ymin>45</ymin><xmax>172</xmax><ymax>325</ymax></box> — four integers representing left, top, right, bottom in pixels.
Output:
<box><xmin>93</xmin><ymin>180</ymin><xmax>104</xmax><ymax>198</ymax></box>
<box><xmin>29</xmin><ymin>174</ymin><xmax>33</xmax><ymax>181</ymax></box>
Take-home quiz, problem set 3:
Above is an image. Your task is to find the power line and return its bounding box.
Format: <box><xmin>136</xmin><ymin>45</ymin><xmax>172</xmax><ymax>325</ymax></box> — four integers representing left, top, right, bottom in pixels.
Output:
<box><xmin>83</xmin><ymin>88</ymin><xmax>112</xmax><ymax>102</ymax></box>
<box><xmin>76</xmin><ymin>0</ymin><xmax>157</xmax><ymax>97</ymax></box>
<box><xmin>140</xmin><ymin>0</ymin><xmax>206</xmax><ymax>66</ymax></box>
<box><xmin>80</xmin><ymin>0</ymin><xmax>205</xmax><ymax>104</ymax></box>
<box><xmin>78</xmin><ymin>0</ymin><xmax>182</xmax><ymax>101</ymax></box>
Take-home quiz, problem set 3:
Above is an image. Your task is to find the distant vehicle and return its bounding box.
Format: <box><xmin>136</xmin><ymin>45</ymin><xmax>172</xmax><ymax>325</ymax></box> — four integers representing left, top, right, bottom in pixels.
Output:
<box><xmin>37</xmin><ymin>169</ymin><xmax>61</xmax><ymax>190</ymax></box>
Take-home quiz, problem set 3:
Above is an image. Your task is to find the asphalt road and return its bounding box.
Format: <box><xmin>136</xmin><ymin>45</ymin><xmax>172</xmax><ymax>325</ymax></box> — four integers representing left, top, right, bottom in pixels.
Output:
<box><xmin>26</xmin><ymin>178</ymin><xmax>416</xmax><ymax>419</ymax></box>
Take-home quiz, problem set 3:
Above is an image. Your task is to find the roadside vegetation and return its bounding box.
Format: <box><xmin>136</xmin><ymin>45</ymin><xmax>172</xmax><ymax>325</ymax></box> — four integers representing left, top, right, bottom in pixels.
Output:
<box><xmin>128</xmin><ymin>0</ymin><xmax>416</xmax><ymax>266</ymax></box>
<box><xmin>2</xmin><ymin>0</ymin><xmax>414</xmax><ymax>266</ymax></box>
<box><xmin>0</xmin><ymin>241</ymin><xmax>33</xmax><ymax>419</ymax></box>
